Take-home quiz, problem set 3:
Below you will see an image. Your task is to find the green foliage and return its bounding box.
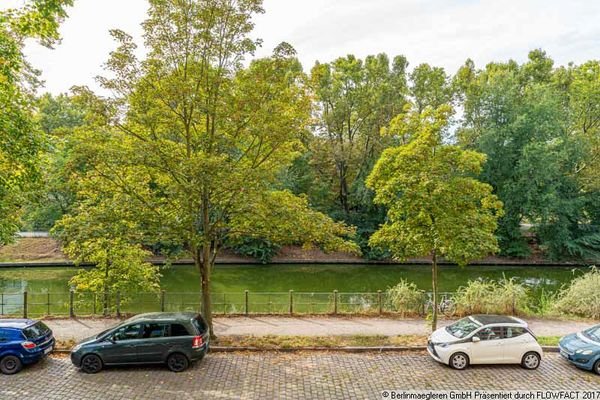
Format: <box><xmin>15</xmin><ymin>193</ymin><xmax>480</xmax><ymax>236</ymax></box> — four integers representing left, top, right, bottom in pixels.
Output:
<box><xmin>67</xmin><ymin>238</ymin><xmax>160</xmax><ymax>296</ymax></box>
<box><xmin>386</xmin><ymin>279</ymin><xmax>426</xmax><ymax>317</ymax></box>
<box><xmin>229</xmin><ymin>191</ymin><xmax>360</xmax><ymax>255</ymax></box>
<box><xmin>309</xmin><ymin>53</ymin><xmax>408</xmax><ymax>229</ymax></box>
<box><xmin>453</xmin><ymin>278</ymin><xmax>530</xmax><ymax>316</ymax></box>
<box><xmin>533</xmin><ymin>288</ymin><xmax>558</xmax><ymax>317</ymax></box>
<box><xmin>57</xmin><ymin>0</ymin><xmax>359</xmax><ymax>336</ymax></box>
<box><xmin>367</xmin><ymin>105</ymin><xmax>503</xmax><ymax>265</ymax></box>
<box><xmin>0</xmin><ymin>0</ymin><xmax>72</xmax><ymax>243</ymax></box>
<box><xmin>455</xmin><ymin>50</ymin><xmax>600</xmax><ymax>260</ymax></box>
<box><xmin>367</xmin><ymin>104</ymin><xmax>503</xmax><ymax>330</ymax></box>
<box><xmin>554</xmin><ymin>267</ymin><xmax>600</xmax><ymax>319</ymax></box>
<box><xmin>37</xmin><ymin>93</ymin><xmax>86</xmax><ymax>135</ymax></box>
<box><xmin>53</xmin><ymin>194</ymin><xmax>161</xmax><ymax>296</ymax></box>
<box><xmin>409</xmin><ymin>63</ymin><xmax>453</xmax><ymax>113</ymax></box>
<box><xmin>21</xmin><ymin>93</ymin><xmax>86</xmax><ymax>230</ymax></box>
<box><xmin>227</xmin><ymin>237</ymin><xmax>281</xmax><ymax>264</ymax></box>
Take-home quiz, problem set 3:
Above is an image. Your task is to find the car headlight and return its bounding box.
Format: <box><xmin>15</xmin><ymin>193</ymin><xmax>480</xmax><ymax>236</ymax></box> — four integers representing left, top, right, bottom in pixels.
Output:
<box><xmin>72</xmin><ymin>344</ymin><xmax>82</xmax><ymax>352</ymax></box>
<box><xmin>575</xmin><ymin>349</ymin><xmax>593</xmax><ymax>355</ymax></box>
<box><xmin>437</xmin><ymin>342</ymin><xmax>449</xmax><ymax>348</ymax></box>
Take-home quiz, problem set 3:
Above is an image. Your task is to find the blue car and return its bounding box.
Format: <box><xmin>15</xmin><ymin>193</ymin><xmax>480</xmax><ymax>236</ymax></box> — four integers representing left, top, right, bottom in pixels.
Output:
<box><xmin>559</xmin><ymin>324</ymin><xmax>600</xmax><ymax>375</ymax></box>
<box><xmin>0</xmin><ymin>319</ymin><xmax>55</xmax><ymax>375</ymax></box>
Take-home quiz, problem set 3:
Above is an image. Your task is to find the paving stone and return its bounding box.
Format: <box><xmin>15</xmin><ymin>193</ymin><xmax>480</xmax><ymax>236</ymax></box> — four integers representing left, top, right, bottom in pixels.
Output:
<box><xmin>1</xmin><ymin>352</ymin><xmax>598</xmax><ymax>399</ymax></box>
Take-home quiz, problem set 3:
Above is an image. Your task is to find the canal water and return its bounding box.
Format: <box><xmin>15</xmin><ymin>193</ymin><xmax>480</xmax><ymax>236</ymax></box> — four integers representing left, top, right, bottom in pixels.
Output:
<box><xmin>0</xmin><ymin>263</ymin><xmax>588</xmax><ymax>295</ymax></box>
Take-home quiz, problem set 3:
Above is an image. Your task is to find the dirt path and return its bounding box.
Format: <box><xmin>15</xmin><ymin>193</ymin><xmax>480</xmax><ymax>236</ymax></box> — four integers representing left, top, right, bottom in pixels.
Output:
<box><xmin>43</xmin><ymin>316</ymin><xmax>597</xmax><ymax>342</ymax></box>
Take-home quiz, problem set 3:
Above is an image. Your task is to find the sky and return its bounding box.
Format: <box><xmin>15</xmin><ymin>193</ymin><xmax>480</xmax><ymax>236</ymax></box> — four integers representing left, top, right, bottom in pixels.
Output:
<box><xmin>4</xmin><ymin>0</ymin><xmax>600</xmax><ymax>95</ymax></box>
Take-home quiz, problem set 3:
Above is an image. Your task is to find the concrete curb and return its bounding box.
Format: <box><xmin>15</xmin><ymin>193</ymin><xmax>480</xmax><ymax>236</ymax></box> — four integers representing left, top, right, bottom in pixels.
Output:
<box><xmin>53</xmin><ymin>345</ymin><xmax>560</xmax><ymax>354</ymax></box>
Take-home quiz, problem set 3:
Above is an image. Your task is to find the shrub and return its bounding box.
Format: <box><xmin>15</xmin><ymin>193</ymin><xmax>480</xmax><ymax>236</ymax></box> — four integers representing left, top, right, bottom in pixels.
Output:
<box><xmin>532</xmin><ymin>288</ymin><xmax>558</xmax><ymax>317</ymax></box>
<box><xmin>386</xmin><ymin>279</ymin><xmax>427</xmax><ymax>317</ymax></box>
<box><xmin>453</xmin><ymin>277</ymin><xmax>529</xmax><ymax>316</ymax></box>
<box><xmin>554</xmin><ymin>267</ymin><xmax>600</xmax><ymax>319</ymax></box>
<box><xmin>227</xmin><ymin>237</ymin><xmax>281</xmax><ymax>264</ymax></box>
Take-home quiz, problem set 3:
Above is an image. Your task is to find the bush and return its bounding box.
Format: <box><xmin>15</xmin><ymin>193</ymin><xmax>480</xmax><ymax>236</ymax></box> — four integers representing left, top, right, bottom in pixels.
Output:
<box><xmin>228</xmin><ymin>237</ymin><xmax>281</xmax><ymax>264</ymax></box>
<box><xmin>453</xmin><ymin>277</ymin><xmax>530</xmax><ymax>316</ymax></box>
<box><xmin>386</xmin><ymin>279</ymin><xmax>427</xmax><ymax>317</ymax></box>
<box><xmin>554</xmin><ymin>267</ymin><xmax>600</xmax><ymax>319</ymax></box>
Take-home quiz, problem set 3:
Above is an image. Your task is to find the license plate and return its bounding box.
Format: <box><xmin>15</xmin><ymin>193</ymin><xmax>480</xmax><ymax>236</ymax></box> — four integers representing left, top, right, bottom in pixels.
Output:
<box><xmin>44</xmin><ymin>347</ymin><xmax>52</xmax><ymax>355</ymax></box>
<box><xmin>560</xmin><ymin>350</ymin><xmax>568</xmax><ymax>359</ymax></box>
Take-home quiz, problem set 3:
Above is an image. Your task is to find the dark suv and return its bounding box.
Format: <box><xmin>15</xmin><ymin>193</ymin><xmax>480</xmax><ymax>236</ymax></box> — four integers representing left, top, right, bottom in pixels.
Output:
<box><xmin>70</xmin><ymin>312</ymin><xmax>210</xmax><ymax>373</ymax></box>
<box><xmin>0</xmin><ymin>319</ymin><xmax>55</xmax><ymax>375</ymax></box>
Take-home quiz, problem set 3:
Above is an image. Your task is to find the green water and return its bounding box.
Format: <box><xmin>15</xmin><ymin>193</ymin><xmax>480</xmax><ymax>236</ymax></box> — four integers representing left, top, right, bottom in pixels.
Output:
<box><xmin>0</xmin><ymin>263</ymin><xmax>588</xmax><ymax>294</ymax></box>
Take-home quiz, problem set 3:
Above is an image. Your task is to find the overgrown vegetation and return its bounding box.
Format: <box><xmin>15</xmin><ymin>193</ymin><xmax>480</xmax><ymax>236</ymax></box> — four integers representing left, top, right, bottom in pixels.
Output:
<box><xmin>453</xmin><ymin>278</ymin><xmax>530</xmax><ymax>316</ymax></box>
<box><xmin>554</xmin><ymin>267</ymin><xmax>600</xmax><ymax>319</ymax></box>
<box><xmin>386</xmin><ymin>279</ymin><xmax>426</xmax><ymax>317</ymax></box>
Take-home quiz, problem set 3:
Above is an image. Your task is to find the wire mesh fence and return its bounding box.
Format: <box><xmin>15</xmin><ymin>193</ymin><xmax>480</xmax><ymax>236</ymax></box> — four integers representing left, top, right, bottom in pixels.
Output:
<box><xmin>0</xmin><ymin>290</ymin><xmax>456</xmax><ymax>318</ymax></box>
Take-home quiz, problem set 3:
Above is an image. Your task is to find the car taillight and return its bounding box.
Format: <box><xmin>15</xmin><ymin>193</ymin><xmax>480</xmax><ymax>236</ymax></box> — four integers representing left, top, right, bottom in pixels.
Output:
<box><xmin>192</xmin><ymin>336</ymin><xmax>203</xmax><ymax>349</ymax></box>
<box><xmin>22</xmin><ymin>341</ymin><xmax>37</xmax><ymax>350</ymax></box>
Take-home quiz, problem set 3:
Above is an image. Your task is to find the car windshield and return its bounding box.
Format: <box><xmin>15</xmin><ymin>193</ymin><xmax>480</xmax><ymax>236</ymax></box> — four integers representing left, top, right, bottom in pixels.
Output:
<box><xmin>446</xmin><ymin>317</ymin><xmax>481</xmax><ymax>338</ymax></box>
<box><xmin>22</xmin><ymin>321</ymin><xmax>50</xmax><ymax>339</ymax></box>
<box><xmin>96</xmin><ymin>328</ymin><xmax>113</xmax><ymax>339</ymax></box>
<box><xmin>582</xmin><ymin>325</ymin><xmax>600</xmax><ymax>342</ymax></box>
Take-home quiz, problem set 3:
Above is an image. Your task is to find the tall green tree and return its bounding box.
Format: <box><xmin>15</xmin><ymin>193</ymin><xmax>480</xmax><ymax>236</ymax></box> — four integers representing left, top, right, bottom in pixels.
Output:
<box><xmin>22</xmin><ymin>93</ymin><xmax>86</xmax><ymax>230</ymax></box>
<box><xmin>455</xmin><ymin>50</ymin><xmax>600</xmax><ymax>260</ymax></box>
<box><xmin>567</xmin><ymin>61</ymin><xmax>600</xmax><ymax>191</ymax></box>
<box><xmin>0</xmin><ymin>0</ymin><xmax>73</xmax><ymax>242</ymax></box>
<box><xmin>53</xmin><ymin>188</ymin><xmax>161</xmax><ymax>313</ymax></box>
<box><xmin>310</xmin><ymin>54</ymin><xmax>408</xmax><ymax>217</ymax></box>
<box><xmin>367</xmin><ymin>105</ymin><xmax>503</xmax><ymax>330</ymax></box>
<box><xmin>409</xmin><ymin>63</ymin><xmax>453</xmax><ymax>113</ymax></box>
<box><xmin>62</xmin><ymin>0</ymin><xmax>359</xmax><ymax>337</ymax></box>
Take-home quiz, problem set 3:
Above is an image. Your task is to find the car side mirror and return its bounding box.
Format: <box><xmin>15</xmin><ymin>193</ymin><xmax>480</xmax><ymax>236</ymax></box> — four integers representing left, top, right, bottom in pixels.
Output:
<box><xmin>105</xmin><ymin>336</ymin><xmax>116</xmax><ymax>344</ymax></box>
<box><xmin>472</xmin><ymin>336</ymin><xmax>480</xmax><ymax>343</ymax></box>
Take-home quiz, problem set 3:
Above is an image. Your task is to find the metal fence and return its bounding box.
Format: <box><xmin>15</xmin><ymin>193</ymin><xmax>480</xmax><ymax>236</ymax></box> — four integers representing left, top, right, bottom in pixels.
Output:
<box><xmin>0</xmin><ymin>290</ymin><xmax>456</xmax><ymax>318</ymax></box>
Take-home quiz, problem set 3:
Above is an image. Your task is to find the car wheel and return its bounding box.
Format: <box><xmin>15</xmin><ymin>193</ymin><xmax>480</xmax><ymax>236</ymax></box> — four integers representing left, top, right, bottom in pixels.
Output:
<box><xmin>594</xmin><ymin>360</ymin><xmax>600</xmax><ymax>375</ymax></box>
<box><xmin>449</xmin><ymin>352</ymin><xmax>469</xmax><ymax>370</ymax></box>
<box><xmin>81</xmin><ymin>354</ymin><xmax>103</xmax><ymax>374</ymax></box>
<box><xmin>0</xmin><ymin>355</ymin><xmax>23</xmax><ymax>375</ymax></box>
<box><xmin>167</xmin><ymin>353</ymin><xmax>189</xmax><ymax>372</ymax></box>
<box><xmin>521</xmin><ymin>352</ymin><xmax>541</xmax><ymax>370</ymax></box>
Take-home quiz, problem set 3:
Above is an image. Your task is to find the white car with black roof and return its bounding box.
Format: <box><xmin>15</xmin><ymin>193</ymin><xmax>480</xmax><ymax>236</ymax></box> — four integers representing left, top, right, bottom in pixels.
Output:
<box><xmin>427</xmin><ymin>314</ymin><xmax>543</xmax><ymax>370</ymax></box>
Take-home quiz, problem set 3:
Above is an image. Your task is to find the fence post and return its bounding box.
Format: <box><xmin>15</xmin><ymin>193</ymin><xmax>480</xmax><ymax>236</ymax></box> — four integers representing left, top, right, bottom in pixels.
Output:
<box><xmin>378</xmin><ymin>290</ymin><xmax>383</xmax><ymax>315</ymax></box>
<box><xmin>47</xmin><ymin>293</ymin><xmax>51</xmax><ymax>316</ymax></box>
<box><xmin>289</xmin><ymin>290</ymin><xmax>294</xmax><ymax>315</ymax></box>
<box><xmin>244</xmin><ymin>290</ymin><xmax>249</xmax><ymax>316</ymax></box>
<box><xmin>160</xmin><ymin>290</ymin><xmax>165</xmax><ymax>312</ymax></box>
<box><xmin>69</xmin><ymin>290</ymin><xmax>75</xmax><ymax>318</ymax></box>
<box><xmin>116</xmin><ymin>291</ymin><xmax>121</xmax><ymax>318</ymax></box>
<box><xmin>93</xmin><ymin>293</ymin><xmax>97</xmax><ymax>316</ymax></box>
<box><xmin>333</xmin><ymin>290</ymin><xmax>338</xmax><ymax>315</ymax></box>
<box><xmin>23</xmin><ymin>291</ymin><xmax>28</xmax><ymax>319</ymax></box>
<box><xmin>1</xmin><ymin>293</ymin><xmax>4</xmax><ymax>316</ymax></box>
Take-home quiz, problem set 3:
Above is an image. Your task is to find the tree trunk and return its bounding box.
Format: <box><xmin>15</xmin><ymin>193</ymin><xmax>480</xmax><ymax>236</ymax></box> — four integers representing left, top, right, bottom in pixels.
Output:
<box><xmin>338</xmin><ymin>163</ymin><xmax>350</xmax><ymax>215</ymax></box>
<box><xmin>431</xmin><ymin>249</ymin><xmax>438</xmax><ymax>332</ymax></box>
<box><xmin>195</xmin><ymin>246</ymin><xmax>216</xmax><ymax>340</ymax></box>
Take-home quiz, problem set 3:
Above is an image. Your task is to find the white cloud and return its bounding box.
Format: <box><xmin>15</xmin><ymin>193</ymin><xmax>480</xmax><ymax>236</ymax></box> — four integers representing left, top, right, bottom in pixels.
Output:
<box><xmin>3</xmin><ymin>0</ymin><xmax>599</xmax><ymax>94</ymax></box>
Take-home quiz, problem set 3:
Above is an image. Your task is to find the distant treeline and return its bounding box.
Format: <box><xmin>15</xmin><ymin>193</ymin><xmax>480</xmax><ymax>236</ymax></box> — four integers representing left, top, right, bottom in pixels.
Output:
<box><xmin>20</xmin><ymin>49</ymin><xmax>599</xmax><ymax>262</ymax></box>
